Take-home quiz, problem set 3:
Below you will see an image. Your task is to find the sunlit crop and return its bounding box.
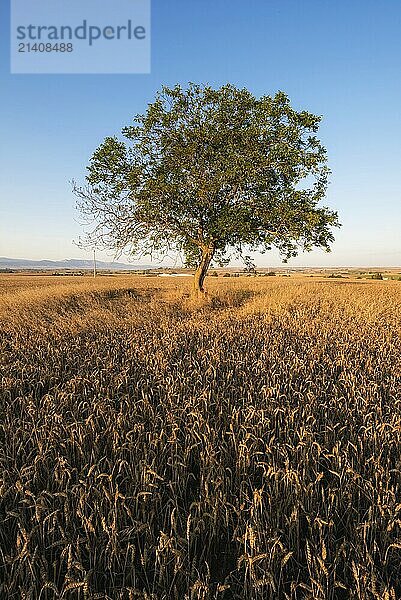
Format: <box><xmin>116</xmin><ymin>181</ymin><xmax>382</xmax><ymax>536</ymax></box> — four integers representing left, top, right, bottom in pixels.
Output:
<box><xmin>1</xmin><ymin>275</ymin><xmax>400</xmax><ymax>599</ymax></box>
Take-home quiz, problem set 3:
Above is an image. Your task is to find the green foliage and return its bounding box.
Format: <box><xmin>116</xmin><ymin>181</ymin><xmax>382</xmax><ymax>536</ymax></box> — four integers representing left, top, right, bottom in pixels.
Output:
<box><xmin>75</xmin><ymin>83</ymin><xmax>340</xmax><ymax>270</ymax></box>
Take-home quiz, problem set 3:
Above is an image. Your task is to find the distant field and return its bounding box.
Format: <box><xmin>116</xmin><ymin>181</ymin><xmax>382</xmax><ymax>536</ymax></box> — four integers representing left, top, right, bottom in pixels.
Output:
<box><xmin>1</xmin><ymin>275</ymin><xmax>401</xmax><ymax>599</ymax></box>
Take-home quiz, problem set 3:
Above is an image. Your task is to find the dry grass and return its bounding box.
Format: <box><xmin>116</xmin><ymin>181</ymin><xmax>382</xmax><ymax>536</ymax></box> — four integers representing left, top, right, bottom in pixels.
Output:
<box><xmin>0</xmin><ymin>274</ymin><xmax>400</xmax><ymax>599</ymax></box>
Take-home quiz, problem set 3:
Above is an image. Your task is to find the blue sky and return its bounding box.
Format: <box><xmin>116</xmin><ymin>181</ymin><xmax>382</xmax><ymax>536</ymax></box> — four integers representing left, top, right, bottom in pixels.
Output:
<box><xmin>1</xmin><ymin>0</ymin><xmax>400</xmax><ymax>267</ymax></box>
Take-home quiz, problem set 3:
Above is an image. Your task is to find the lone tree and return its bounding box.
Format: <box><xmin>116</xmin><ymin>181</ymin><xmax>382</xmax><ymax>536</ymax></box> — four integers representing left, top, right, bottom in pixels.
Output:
<box><xmin>75</xmin><ymin>83</ymin><xmax>340</xmax><ymax>294</ymax></box>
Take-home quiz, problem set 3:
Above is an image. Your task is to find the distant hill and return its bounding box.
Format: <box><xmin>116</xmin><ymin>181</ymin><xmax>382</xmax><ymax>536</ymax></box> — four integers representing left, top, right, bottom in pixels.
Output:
<box><xmin>0</xmin><ymin>257</ymin><xmax>154</xmax><ymax>271</ymax></box>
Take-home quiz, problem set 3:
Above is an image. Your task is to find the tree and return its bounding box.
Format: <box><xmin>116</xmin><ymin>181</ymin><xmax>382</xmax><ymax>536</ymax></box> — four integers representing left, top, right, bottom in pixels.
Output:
<box><xmin>75</xmin><ymin>83</ymin><xmax>340</xmax><ymax>294</ymax></box>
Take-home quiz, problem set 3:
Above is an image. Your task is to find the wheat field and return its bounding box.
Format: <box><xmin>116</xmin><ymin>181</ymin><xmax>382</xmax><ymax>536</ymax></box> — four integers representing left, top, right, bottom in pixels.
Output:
<box><xmin>0</xmin><ymin>274</ymin><xmax>400</xmax><ymax>599</ymax></box>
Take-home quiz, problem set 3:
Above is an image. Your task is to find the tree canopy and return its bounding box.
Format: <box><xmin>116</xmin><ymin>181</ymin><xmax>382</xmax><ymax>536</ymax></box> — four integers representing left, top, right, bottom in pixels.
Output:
<box><xmin>75</xmin><ymin>83</ymin><xmax>340</xmax><ymax>292</ymax></box>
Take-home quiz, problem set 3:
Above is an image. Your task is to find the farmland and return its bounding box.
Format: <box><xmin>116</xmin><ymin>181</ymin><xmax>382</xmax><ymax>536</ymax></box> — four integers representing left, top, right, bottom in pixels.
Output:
<box><xmin>0</xmin><ymin>274</ymin><xmax>401</xmax><ymax>599</ymax></box>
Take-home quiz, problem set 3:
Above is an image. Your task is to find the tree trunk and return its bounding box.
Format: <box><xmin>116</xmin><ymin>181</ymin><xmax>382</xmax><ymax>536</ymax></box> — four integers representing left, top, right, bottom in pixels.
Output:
<box><xmin>193</xmin><ymin>248</ymin><xmax>213</xmax><ymax>295</ymax></box>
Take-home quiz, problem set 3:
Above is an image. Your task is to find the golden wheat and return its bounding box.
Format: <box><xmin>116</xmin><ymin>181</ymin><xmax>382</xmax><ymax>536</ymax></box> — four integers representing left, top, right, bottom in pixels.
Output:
<box><xmin>0</xmin><ymin>274</ymin><xmax>400</xmax><ymax>599</ymax></box>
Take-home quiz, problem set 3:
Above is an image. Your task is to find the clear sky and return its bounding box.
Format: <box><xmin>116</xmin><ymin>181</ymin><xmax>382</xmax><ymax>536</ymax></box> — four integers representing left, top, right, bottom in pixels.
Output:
<box><xmin>1</xmin><ymin>0</ymin><xmax>400</xmax><ymax>267</ymax></box>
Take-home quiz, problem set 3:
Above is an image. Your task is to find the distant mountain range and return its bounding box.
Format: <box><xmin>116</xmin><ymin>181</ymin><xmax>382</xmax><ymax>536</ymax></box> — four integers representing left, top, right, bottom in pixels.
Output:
<box><xmin>0</xmin><ymin>257</ymin><xmax>154</xmax><ymax>271</ymax></box>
